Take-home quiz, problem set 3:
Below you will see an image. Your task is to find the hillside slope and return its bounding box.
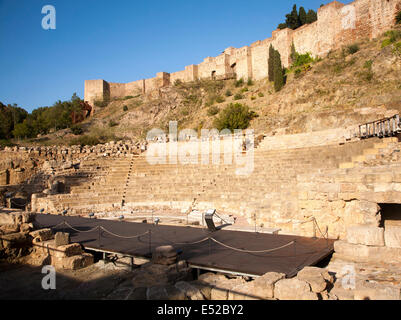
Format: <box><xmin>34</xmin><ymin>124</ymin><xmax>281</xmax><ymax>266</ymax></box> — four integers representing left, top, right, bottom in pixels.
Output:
<box><xmin>28</xmin><ymin>27</ymin><xmax>401</xmax><ymax>146</ymax></box>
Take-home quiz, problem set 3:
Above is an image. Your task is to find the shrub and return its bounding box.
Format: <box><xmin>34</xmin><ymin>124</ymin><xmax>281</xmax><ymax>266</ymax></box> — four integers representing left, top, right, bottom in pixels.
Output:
<box><xmin>382</xmin><ymin>30</ymin><xmax>401</xmax><ymax>47</ymax></box>
<box><xmin>233</xmin><ymin>93</ymin><xmax>244</xmax><ymax>100</ymax></box>
<box><xmin>241</xmin><ymin>87</ymin><xmax>249</xmax><ymax>93</ymax></box>
<box><xmin>213</xmin><ymin>103</ymin><xmax>258</xmax><ymax>131</ymax></box>
<box><xmin>108</xmin><ymin>120</ymin><xmax>118</xmax><ymax>127</ymax></box>
<box><xmin>397</xmin><ymin>11</ymin><xmax>401</xmax><ymax>24</ymax></box>
<box><xmin>292</xmin><ymin>52</ymin><xmax>315</xmax><ymax>67</ymax></box>
<box><xmin>215</xmin><ymin>96</ymin><xmax>225</xmax><ymax>103</ymax></box>
<box><xmin>207</xmin><ymin>106</ymin><xmax>220</xmax><ymax>116</ymax></box>
<box><xmin>363</xmin><ymin>60</ymin><xmax>373</xmax><ymax>69</ymax></box>
<box><xmin>234</xmin><ymin>78</ymin><xmax>244</xmax><ymax>87</ymax></box>
<box><xmin>247</xmin><ymin>79</ymin><xmax>254</xmax><ymax>86</ymax></box>
<box><xmin>346</xmin><ymin>43</ymin><xmax>360</xmax><ymax>55</ymax></box>
<box><xmin>94</xmin><ymin>99</ymin><xmax>109</xmax><ymax>108</ymax></box>
<box><xmin>70</xmin><ymin>125</ymin><xmax>83</xmax><ymax>135</ymax></box>
<box><xmin>123</xmin><ymin>105</ymin><xmax>128</xmax><ymax>112</ymax></box>
<box><xmin>0</xmin><ymin>139</ymin><xmax>15</xmax><ymax>147</ymax></box>
<box><xmin>258</xmin><ymin>92</ymin><xmax>264</xmax><ymax>97</ymax></box>
<box><xmin>382</xmin><ymin>38</ymin><xmax>393</xmax><ymax>48</ymax></box>
<box><xmin>393</xmin><ymin>41</ymin><xmax>401</xmax><ymax>56</ymax></box>
<box><xmin>225</xmin><ymin>89</ymin><xmax>233</xmax><ymax>97</ymax></box>
<box><xmin>174</xmin><ymin>79</ymin><xmax>183</xmax><ymax>86</ymax></box>
<box><xmin>251</xmin><ymin>96</ymin><xmax>256</xmax><ymax>100</ymax></box>
<box><xmin>123</xmin><ymin>96</ymin><xmax>134</xmax><ymax>100</ymax></box>
<box><xmin>70</xmin><ymin>135</ymin><xmax>101</xmax><ymax>147</ymax></box>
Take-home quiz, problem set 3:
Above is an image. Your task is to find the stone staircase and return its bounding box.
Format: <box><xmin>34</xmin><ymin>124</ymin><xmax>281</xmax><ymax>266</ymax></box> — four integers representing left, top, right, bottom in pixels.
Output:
<box><xmin>339</xmin><ymin>137</ymin><xmax>400</xmax><ymax>169</ymax></box>
<box><xmin>31</xmin><ymin>133</ymin><xmax>381</xmax><ymax>233</ymax></box>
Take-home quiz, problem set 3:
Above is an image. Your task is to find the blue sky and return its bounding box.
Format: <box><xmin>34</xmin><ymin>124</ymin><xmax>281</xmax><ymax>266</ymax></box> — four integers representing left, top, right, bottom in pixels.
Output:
<box><xmin>0</xmin><ymin>0</ymin><xmax>352</xmax><ymax>113</ymax></box>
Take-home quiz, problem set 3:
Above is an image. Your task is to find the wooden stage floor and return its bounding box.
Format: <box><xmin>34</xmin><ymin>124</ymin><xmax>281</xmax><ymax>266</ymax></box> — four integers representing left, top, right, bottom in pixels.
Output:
<box><xmin>33</xmin><ymin>214</ymin><xmax>334</xmax><ymax>277</ymax></box>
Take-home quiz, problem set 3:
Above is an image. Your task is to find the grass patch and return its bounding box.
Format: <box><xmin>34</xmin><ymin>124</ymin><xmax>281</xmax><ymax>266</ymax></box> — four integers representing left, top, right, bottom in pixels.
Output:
<box><xmin>345</xmin><ymin>43</ymin><xmax>360</xmax><ymax>55</ymax></box>
<box><xmin>234</xmin><ymin>78</ymin><xmax>244</xmax><ymax>87</ymax></box>
<box><xmin>233</xmin><ymin>93</ymin><xmax>244</xmax><ymax>100</ymax></box>
<box><xmin>70</xmin><ymin>124</ymin><xmax>83</xmax><ymax>135</ymax></box>
<box><xmin>207</xmin><ymin>106</ymin><xmax>220</xmax><ymax>116</ymax></box>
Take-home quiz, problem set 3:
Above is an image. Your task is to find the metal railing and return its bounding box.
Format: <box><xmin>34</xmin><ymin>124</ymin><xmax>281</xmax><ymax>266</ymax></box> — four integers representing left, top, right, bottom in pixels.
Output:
<box><xmin>358</xmin><ymin>114</ymin><xmax>401</xmax><ymax>139</ymax></box>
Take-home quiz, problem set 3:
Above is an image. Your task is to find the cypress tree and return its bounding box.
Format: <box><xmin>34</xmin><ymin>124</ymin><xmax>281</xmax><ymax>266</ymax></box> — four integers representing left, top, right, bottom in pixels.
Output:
<box><xmin>299</xmin><ymin>7</ymin><xmax>307</xmax><ymax>26</ymax></box>
<box><xmin>306</xmin><ymin>9</ymin><xmax>318</xmax><ymax>24</ymax></box>
<box><xmin>268</xmin><ymin>45</ymin><xmax>275</xmax><ymax>82</ymax></box>
<box><xmin>290</xmin><ymin>42</ymin><xmax>297</xmax><ymax>64</ymax></box>
<box><xmin>285</xmin><ymin>4</ymin><xmax>300</xmax><ymax>30</ymax></box>
<box><xmin>273</xmin><ymin>50</ymin><xmax>284</xmax><ymax>92</ymax></box>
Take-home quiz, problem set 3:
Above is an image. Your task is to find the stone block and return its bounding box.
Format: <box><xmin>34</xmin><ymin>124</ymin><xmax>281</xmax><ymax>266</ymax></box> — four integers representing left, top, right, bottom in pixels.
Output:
<box><xmin>274</xmin><ymin>278</ymin><xmax>318</xmax><ymax>300</ymax></box>
<box><xmin>297</xmin><ymin>267</ymin><xmax>333</xmax><ymax>293</ymax></box>
<box><xmin>251</xmin><ymin>272</ymin><xmax>286</xmax><ymax>299</ymax></box>
<box><xmin>334</xmin><ymin>240</ymin><xmax>401</xmax><ymax>263</ymax></box>
<box><xmin>54</xmin><ymin>232</ymin><xmax>70</xmax><ymax>246</ymax></box>
<box><xmin>52</xmin><ymin>252</ymin><xmax>93</xmax><ymax>270</ymax></box>
<box><xmin>175</xmin><ymin>281</ymin><xmax>204</xmax><ymax>300</ymax></box>
<box><xmin>210</xmin><ymin>277</ymin><xmax>245</xmax><ymax>300</ymax></box>
<box><xmin>52</xmin><ymin>243</ymin><xmax>83</xmax><ymax>258</ymax></box>
<box><xmin>152</xmin><ymin>245</ymin><xmax>177</xmax><ymax>265</ymax></box>
<box><xmin>384</xmin><ymin>225</ymin><xmax>401</xmax><ymax>248</ymax></box>
<box><xmin>30</xmin><ymin>228</ymin><xmax>53</xmax><ymax>242</ymax></box>
<box><xmin>346</xmin><ymin>225</ymin><xmax>385</xmax><ymax>246</ymax></box>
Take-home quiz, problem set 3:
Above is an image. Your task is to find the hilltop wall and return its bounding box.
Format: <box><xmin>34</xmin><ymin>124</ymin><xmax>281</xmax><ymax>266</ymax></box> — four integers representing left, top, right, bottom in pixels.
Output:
<box><xmin>84</xmin><ymin>0</ymin><xmax>401</xmax><ymax>106</ymax></box>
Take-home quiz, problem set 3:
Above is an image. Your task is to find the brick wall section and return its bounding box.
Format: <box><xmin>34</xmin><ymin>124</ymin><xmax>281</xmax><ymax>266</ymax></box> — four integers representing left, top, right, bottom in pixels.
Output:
<box><xmin>84</xmin><ymin>0</ymin><xmax>401</xmax><ymax>101</ymax></box>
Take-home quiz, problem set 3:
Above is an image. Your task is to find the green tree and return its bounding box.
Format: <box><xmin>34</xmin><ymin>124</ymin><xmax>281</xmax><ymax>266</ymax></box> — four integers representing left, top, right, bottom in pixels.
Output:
<box><xmin>306</xmin><ymin>9</ymin><xmax>318</xmax><ymax>24</ymax></box>
<box><xmin>12</xmin><ymin>121</ymin><xmax>32</xmax><ymax>139</ymax></box>
<box><xmin>213</xmin><ymin>103</ymin><xmax>258</xmax><ymax>131</ymax></box>
<box><xmin>285</xmin><ymin>5</ymin><xmax>300</xmax><ymax>30</ymax></box>
<box><xmin>0</xmin><ymin>102</ymin><xmax>28</xmax><ymax>139</ymax></box>
<box><xmin>278</xmin><ymin>23</ymin><xmax>287</xmax><ymax>30</ymax></box>
<box><xmin>299</xmin><ymin>7</ymin><xmax>307</xmax><ymax>26</ymax></box>
<box><xmin>273</xmin><ymin>50</ymin><xmax>285</xmax><ymax>92</ymax></box>
<box><xmin>290</xmin><ymin>42</ymin><xmax>297</xmax><ymax>64</ymax></box>
<box><xmin>268</xmin><ymin>45</ymin><xmax>275</xmax><ymax>82</ymax></box>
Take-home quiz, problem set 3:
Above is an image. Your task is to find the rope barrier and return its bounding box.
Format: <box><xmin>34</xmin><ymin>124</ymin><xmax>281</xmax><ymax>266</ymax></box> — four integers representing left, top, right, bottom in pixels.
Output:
<box><xmin>210</xmin><ymin>237</ymin><xmax>295</xmax><ymax>254</ymax></box>
<box><xmin>100</xmin><ymin>226</ymin><xmax>150</xmax><ymax>239</ymax></box>
<box><xmin>158</xmin><ymin>235</ymin><xmax>211</xmax><ymax>246</ymax></box>
<box><xmin>63</xmin><ymin>221</ymin><xmax>100</xmax><ymax>233</ymax></box>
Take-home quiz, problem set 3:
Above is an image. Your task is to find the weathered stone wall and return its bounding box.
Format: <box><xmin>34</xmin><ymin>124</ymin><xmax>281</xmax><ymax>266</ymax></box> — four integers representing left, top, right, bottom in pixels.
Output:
<box><xmin>84</xmin><ymin>79</ymin><xmax>110</xmax><ymax>106</ymax></box>
<box><xmin>84</xmin><ymin>0</ymin><xmax>401</xmax><ymax>102</ymax></box>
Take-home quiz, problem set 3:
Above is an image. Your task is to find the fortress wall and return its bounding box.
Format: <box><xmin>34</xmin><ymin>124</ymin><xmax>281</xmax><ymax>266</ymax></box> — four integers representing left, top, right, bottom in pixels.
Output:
<box><xmin>315</xmin><ymin>1</ymin><xmax>345</xmax><ymax>57</ymax></box>
<box><xmin>84</xmin><ymin>80</ymin><xmax>109</xmax><ymax>105</ymax></box>
<box><xmin>233</xmin><ymin>47</ymin><xmax>252</xmax><ymax>80</ymax></box>
<box><xmin>125</xmin><ymin>79</ymin><xmax>145</xmax><ymax>95</ymax></box>
<box><xmin>170</xmin><ymin>70</ymin><xmax>187</xmax><ymax>84</ymax></box>
<box><xmin>84</xmin><ymin>0</ymin><xmax>401</xmax><ymax>102</ymax></box>
<box><xmin>108</xmin><ymin>82</ymin><xmax>126</xmax><ymax>99</ymax></box>
<box><xmin>198</xmin><ymin>57</ymin><xmax>215</xmax><ymax>79</ymax></box>
<box><xmin>184</xmin><ymin>64</ymin><xmax>199</xmax><ymax>81</ymax></box>
<box><xmin>250</xmin><ymin>44</ymin><xmax>269</xmax><ymax>80</ymax></box>
<box><xmin>144</xmin><ymin>77</ymin><xmax>159</xmax><ymax>92</ymax></box>
<box><xmin>292</xmin><ymin>22</ymin><xmax>319</xmax><ymax>56</ymax></box>
<box><xmin>368</xmin><ymin>0</ymin><xmax>401</xmax><ymax>38</ymax></box>
<box><xmin>271</xmin><ymin>29</ymin><xmax>293</xmax><ymax>67</ymax></box>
